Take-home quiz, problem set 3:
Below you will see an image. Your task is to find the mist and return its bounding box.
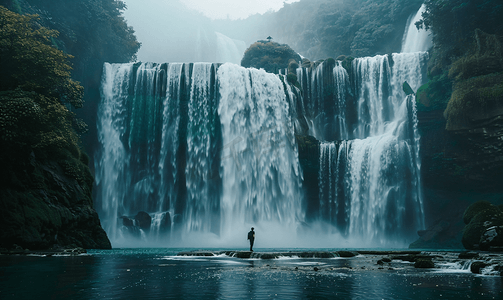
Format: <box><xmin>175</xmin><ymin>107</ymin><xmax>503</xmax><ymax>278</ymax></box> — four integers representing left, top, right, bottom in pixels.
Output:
<box><xmin>123</xmin><ymin>0</ymin><xmax>247</xmax><ymax>63</ymax></box>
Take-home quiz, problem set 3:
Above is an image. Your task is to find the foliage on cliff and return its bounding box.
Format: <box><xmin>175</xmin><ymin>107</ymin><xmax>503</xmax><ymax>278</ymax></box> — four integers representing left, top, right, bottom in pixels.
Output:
<box><xmin>215</xmin><ymin>0</ymin><xmax>423</xmax><ymax>60</ymax></box>
<box><xmin>1</xmin><ymin>0</ymin><xmax>141</xmax><ymax>159</ymax></box>
<box><xmin>416</xmin><ymin>0</ymin><xmax>503</xmax><ymax>72</ymax></box>
<box><xmin>415</xmin><ymin>0</ymin><xmax>503</xmax><ymax>129</ymax></box>
<box><xmin>241</xmin><ymin>40</ymin><xmax>301</xmax><ymax>74</ymax></box>
<box><xmin>2</xmin><ymin>0</ymin><xmax>140</xmax><ymax>69</ymax></box>
<box><xmin>0</xmin><ymin>6</ymin><xmax>110</xmax><ymax>250</ymax></box>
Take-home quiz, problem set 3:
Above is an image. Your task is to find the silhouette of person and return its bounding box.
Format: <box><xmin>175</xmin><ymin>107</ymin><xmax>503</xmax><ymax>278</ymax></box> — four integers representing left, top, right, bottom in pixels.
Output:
<box><xmin>247</xmin><ymin>227</ymin><xmax>255</xmax><ymax>251</ymax></box>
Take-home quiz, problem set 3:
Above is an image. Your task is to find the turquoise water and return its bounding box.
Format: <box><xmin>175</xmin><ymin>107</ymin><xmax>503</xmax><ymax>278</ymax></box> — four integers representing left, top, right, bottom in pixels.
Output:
<box><xmin>1</xmin><ymin>248</ymin><xmax>501</xmax><ymax>299</ymax></box>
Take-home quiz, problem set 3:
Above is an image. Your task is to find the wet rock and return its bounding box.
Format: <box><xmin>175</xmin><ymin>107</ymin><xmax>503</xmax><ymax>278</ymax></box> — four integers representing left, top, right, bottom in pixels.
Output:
<box><xmin>414</xmin><ymin>259</ymin><xmax>435</xmax><ymax>268</ymax></box>
<box><xmin>135</xmin><ymin>211</ymin><xmax>152</xmax><ymax>231</ymax></box>
<box><xmin>121</xmin><ymin>216</ymin><xmax>134</xmax><ymax>227</ymax></box>
<box><xmin>381</xmin><ymin>257</ymin><xmax>392</xmax><ymax>263</ymax></box>
<box><xmin>479</xmin><ymin>226</ymin><xmax>503</xmax><ymax>251</ymax></box>
<box><xmin>336</xmin><ymin>251</ymin><xmax>357</xmax><ymax>258</ymax></box>
<box><xmin>463</xmin><ymin>200</ymin><xmax>494</xmax><ymax>225</ymax></box>
<box><xmin>462</xmin><ymin>202</ymin><xmax>503</xmax><ymax>250</ymax></box>
<box><xmin>458</xmin><ymin>251</ymin><xmax>479</xmax><ymax>259</ymax></box>
<box><xmin>470</xmin><ymin>261</ymin><xmax>488</xmax><ymax>274</ymax></box>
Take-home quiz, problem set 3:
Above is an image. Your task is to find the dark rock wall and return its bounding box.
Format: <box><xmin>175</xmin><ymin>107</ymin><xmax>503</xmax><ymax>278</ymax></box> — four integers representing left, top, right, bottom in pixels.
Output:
<box><xmin>0</xmin><ymin>154</ymin><xmax>111</xmax><ymax>250</ymax></box>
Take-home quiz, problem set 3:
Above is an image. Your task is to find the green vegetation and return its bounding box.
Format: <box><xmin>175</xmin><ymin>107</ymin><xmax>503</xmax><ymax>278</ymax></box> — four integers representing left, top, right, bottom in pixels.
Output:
<box><xmin>0</xmin><ymin>6</ymin><xmax>110</xmax><ymax>249</ymax></box>
<box><xmin>0</xmin><ymin>7</ymin><xmax>83</xmax><ymax>162</ymax></box>
<box><xmin>217</xmin><ymin>0</ymin><xmax>423</xmax><ymax>60</ymax></box>
<box><xmin>417</xmin><ymin>0</ymin><xmax>503</xmax><ymax>70</ymax></box>
<box><xmin>241</xmin><ymin>40</ymin><xmax>301</xmax><ymax>74</ymax></box>
<box><xmin>414</xmin><ymin>1</ymin><xmax>503</xmax><ymax>128</ymax></box>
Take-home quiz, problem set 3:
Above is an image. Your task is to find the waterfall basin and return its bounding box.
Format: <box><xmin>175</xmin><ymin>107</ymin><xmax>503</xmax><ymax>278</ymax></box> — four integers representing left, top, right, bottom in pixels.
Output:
<box><xmin>1</xmin><ymin>248</ymin><xmax>502</xmax><ymax>299</ymax></box>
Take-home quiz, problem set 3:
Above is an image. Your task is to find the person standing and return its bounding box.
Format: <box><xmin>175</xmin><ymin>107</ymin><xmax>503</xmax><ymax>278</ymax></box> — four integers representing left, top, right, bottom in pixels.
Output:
<box><xmin>247</xmin><ymin>227</ymin><xmax>255</xmax><ymax>251</ymax></box>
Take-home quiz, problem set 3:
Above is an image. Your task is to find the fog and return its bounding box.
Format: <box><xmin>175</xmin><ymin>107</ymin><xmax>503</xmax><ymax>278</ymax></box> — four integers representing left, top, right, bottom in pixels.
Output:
<box><xmin>123</xmin><ymin>0</ymin><xmax>300</xmax><ymax>63</ymax></box>
<box><xmin>110</xmin><ymin>220</ymin><xmax>410</xmax><ymax>249</ymax></box>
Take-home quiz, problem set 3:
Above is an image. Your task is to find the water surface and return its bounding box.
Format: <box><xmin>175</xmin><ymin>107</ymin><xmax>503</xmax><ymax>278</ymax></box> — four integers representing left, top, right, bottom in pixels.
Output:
<box><xmin>1</xmin><ymin>248</ymin><xmax>501</xmax><ymax>299</ymax></box>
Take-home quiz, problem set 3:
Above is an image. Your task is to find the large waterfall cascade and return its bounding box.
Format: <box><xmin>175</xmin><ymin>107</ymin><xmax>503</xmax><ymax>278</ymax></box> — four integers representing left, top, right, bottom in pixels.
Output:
<box><xmin>96</xmin><ymin>62</ymin><xmax>304</xmax><ymax>247</ymax></box>
<box><xmin>96</xmin><ymin>3</ymin><xmax>430</xmax><ymax>246</ymax></box>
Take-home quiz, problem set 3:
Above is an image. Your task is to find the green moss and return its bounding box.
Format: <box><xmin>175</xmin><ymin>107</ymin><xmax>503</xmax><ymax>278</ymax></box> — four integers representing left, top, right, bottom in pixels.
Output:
<box><xmin>463</xmin><ymin>200</ymin><xmax>494</xmax><ymax>225</ymax></box>
<box><xmin>462</xmin><ymin>207</ymin><xmax>503</xmax><ymax>249</ymax></box>
<box><xmin>415</xmin><ymin>71</ymin><xmax>452</xmax><ymax>112</ymax></box>
<box><xmin>444</xmin><ymin>72</ymin><xmax>503</xmax><ymax>130</ymax></box>
<box><xmin>241</xmin><ymin>41</ymin><xmax>301</xmax><ymax>74</ymax></box>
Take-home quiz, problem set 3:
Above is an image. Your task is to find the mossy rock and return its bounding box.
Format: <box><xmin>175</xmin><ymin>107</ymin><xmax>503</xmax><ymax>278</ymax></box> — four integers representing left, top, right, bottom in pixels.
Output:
<box><xmin>241</xmin><ymin>41</ymin><xmax>301</xmax><ymax>74</ymax></box>
<box><xmin>462</xmin><ymin>206</ymin><xmax>503</xmax><ymax>249</ymax></box>
<box><xmin>479</xmin><ymin>225</ymin><xmax>503</xmax><ymax>251</ymax></box>
<box><xmin>415</xmin><ymin>71</ymin><xmax>452</xmax><ymax>112</ymax></box>
<box><xmin>444</xmin><ymin>72</ymin><xmax>503</xmax><ymax>130</ymax></box>
<box><xmin>463</xmin><ymin>200</ymin><xmax>495</xmax><ymax>224</ymax></box>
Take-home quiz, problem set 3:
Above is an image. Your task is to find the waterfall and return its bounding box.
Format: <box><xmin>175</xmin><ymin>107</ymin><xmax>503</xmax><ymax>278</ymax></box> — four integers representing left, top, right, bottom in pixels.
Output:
<box><xmin>296</xmin><ymin>60</ymin><xmax>351</xmax><ymax>141</ymax></box>
<box><xmin>96</xmin><ymin>53</ymin><xmax>428</xmax><ymax>247</ymax></box>
<box><xmin>96</xmin><ymin>62</ymin><xmax>302</xmax><ymax>246</ymax></box>
<box><xmin>401</xmin><ymin>4</ymin><xmax>433</xmax><ymax>53</ymax></box>
<box><xmin>215</xmin><ymin>32</ymin><xmax>247</xmax><ymax>64</ymax></box>
<box><xmin>305</xmin><ymin>52</ymin><xmax>428</xmax><ymax>245</ymax></box>
<box><xmin>218</xmin><ymin>64</ymin><xmax>303</xmax><ymax>237</ymax></box>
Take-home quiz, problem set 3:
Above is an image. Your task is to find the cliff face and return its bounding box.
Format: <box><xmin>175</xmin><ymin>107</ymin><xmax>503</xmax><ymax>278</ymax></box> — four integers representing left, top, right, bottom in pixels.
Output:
<box><xmin>0</xmin><ymin>153</ymin><xmax>111</xmax><ymax>250</ymax></box>
<box><xmin>411</xmin><ymin>30</ymin><xmax>503</xmax><ymax>249</ymax></box>
<box><xmin>0</xmin><ymin>4</ymin><xmax>114</xmax><ymax>250</ymax></box>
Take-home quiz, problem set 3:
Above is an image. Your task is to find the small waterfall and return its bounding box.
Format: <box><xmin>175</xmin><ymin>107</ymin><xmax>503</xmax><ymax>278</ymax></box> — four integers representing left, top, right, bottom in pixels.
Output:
<box><xmin>401</xmin><ymin>4</ymin><xmax>433</xmax><ymax>53</ymax></box>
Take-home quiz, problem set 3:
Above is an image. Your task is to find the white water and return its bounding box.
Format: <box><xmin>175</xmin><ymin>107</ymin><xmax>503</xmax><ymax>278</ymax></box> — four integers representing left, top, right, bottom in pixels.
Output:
<box><xmin>215</xmin><ymin>32</ymin><xmax>247</xmax><ymax>64</ymax></box>
<box><xmin>218</xmin><ymin>63</ymin><xmax>303</xmax><ymax>238</ymax></box>
<box><xmin>313</xmin><ymin>52</ymin><xmax>428</xmax><ymax>245</ymax></box>
<box><xmin>97</xmin><ymin>52</ymin><xmax>428</xmax><ymax>247</ymax></box>
<box><xmin>97</xmin><ymin>62</ymin><xmax>305</xmax><ymax>247</ymax></box>
<box><xmin>401</xmin><ymin>4</ymin><xmax>433</xmax><ymax>53</ymax></box>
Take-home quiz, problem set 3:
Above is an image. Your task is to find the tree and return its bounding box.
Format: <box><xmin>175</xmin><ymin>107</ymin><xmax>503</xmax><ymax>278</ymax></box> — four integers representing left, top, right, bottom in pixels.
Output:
<box><xmin>0</xmin><ymin>6</ymin><xmax>83</xmax><ymax>168</ymax></box>
<box><xmin>241</xmin><ymin>41</ymin><xmax>301</xmax><ymax>74</ymax></box>
<box><xmin>0</xmin><ymin>6</ymin><xmax>83</xmax><ymax>108</ymax></box>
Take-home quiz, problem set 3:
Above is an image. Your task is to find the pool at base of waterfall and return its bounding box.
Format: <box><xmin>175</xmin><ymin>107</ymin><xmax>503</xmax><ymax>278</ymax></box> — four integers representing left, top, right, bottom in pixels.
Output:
<box><xmin>1</xmin><ymin>248</ymin><xmax>501</xmax><ymax>299</ymax></box>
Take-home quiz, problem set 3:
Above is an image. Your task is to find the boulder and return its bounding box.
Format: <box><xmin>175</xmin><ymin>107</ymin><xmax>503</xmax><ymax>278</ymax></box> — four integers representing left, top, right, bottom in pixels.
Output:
<box><xmin>463</xmin><ymin>200</ymin><xmax>494</xmax><ymax>224</ymax></box>
<box><xmin>134</xmin><ymin>211</ymin><xmax>152</xmax><ymax>231</ymax></box>
<box><xmin>462</xmin><ymin>202</ymin><xmax>503</xmax><ymax>250</ymax></box>
<box><xmin>414</xmin><ymin>259</ymin><xmax>435</xmax><ymax>269</ymax></box>
<box><xmin>479</xmin><ymin>226</ymin><xmax>503</xmax><ymax>251</ymax></box>
<box><xmin>470</xmin><ymin>261</ymin><xmax>488</xmax><ymax>274</ymax></box>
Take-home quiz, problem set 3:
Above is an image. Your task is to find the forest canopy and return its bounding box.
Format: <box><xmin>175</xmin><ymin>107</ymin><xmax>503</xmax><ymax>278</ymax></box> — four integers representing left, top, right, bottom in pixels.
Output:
<box><xmin>0</xmin><ymin>6</ymin><xmax>86</xmax><ymax>184</ymax></box>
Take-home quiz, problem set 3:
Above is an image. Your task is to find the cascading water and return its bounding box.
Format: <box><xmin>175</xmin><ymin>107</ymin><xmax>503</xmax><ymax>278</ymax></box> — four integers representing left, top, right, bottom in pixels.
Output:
<box><xmin>301</xmin><ymin>52</ymin><xmax>428</xmax><ymax>245</ymax></box>
<box><xmin>96</xmin><ymin>62</ymin><xmax>303</xmax><ymax>247</ymax></box>
<box><xmin>218</xmin><ymin>64</ymin><xmax>303</xmax><ymax>239</ymax></box>
<box><xmin>215</xmin><ymin>32</ymin><xmax>247</xmax><ymax>65</ymax></box>
<box><xmin>96</xmin><ymin>50</ymin><xmax>428</xmax><ymax>247</ymax></box>
<box><xmin>401</xmin><ymin>4</ymin><xmax>433</xmax><ymax>53</ymax></box>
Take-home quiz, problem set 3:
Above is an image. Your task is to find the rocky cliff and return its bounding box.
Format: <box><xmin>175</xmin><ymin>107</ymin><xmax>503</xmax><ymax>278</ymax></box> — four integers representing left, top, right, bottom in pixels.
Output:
<box><xmin>411</xmin><ymin>29</ymin><xmax>503</xmax><ymax>249</ymax></box>
<box><xmin>0</xmin><ymin>152</ymin><xmax>111</xmax><ymax>250</ymax></box>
